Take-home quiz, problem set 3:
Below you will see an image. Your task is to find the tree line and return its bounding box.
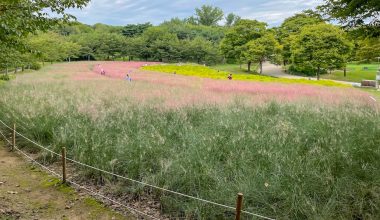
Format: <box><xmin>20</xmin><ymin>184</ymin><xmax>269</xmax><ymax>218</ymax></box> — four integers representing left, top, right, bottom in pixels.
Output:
<box><xmin>0</xmin><ymin>1</ymin><xmax>379</xmax><ymax>77</ymax></box>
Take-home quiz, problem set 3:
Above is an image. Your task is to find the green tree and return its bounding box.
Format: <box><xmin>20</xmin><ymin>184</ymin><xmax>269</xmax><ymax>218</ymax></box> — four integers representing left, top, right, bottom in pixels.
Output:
<box><xmin>183</xmin><ymin>37</ymin><xmax>221</xmax><ymax>64</ymax></box>
<box><xmin>96</xmin><ymin>33</ymin><xmax>125</xmax><ymax>60</ymax></box>
<box><xmin>62</xmin><ymin>41</ymin><xmax>81</xmax><ymax>62</ymax></box>
<box><xmin>130</xmin><ymin>37</ymin><xmax>152</xmax><ymax>61</ymax></box>
<box><xmin>122</xmin><ymin>23</ymin><xmax>152</xmax><ymax>37</ymax></box>
<box><xmin>150</xmin><ymin>33</ymin><xmax>180</xmax><ymax>62</ymax></box>
<box><xmin>28</xmin><ymin>32</ymin><xmax>81</xmax><ymax>63</ymax></box>
<box><xmin>225</xmin><ymin>13</ymin><xmax>241</xmax><ymax>27</ymax></box>
<box><xmin>355</xmin><ymin>37</ymin><xmax>380</xmax><ymax>62</ymax></box>
<box><xmin>241</xmin><ymin>33</ymin><xmax>281</xmax><ymax>73</ymax></box>
<box><xmin>318</xmin><ymin>0</ymin><xmax>380</xmax><ymax>36</ymax></box>
<box><xmin>160</xmin><ymin>19</ymin><xmax>225</xmax><ymax>43</ymax></box>
<box><xmin>184</xmin><ymin>16</ymin><xmax>198</xmax><ymax>25</ymax></box>
<box><xmin>220</xmin><ymin>19</ymin><xmax>267</xmax><ymax>68</ymax></box>
<box><xmin>93</xmin><ymin>23</ymin><xmax>123</xmax><ymax>34</ymax></box>
<box><xmin>278</xmin><ymin>11</ymin><xmax>324</xmax><ymax>66</ymax></box>
<box><xmin>0</xmin><ymin>0</ymin><xmax>89</xmax><ymax>49</ymax></box>
<box><xmin>195</xmin><ymin>5</ymin><xmax>224</xmax><ymax>26</ymax></box>
<box><xmin>291</xmin><ymin>23</ymin><xmax>353</xmax><ymax>79</ymax></box>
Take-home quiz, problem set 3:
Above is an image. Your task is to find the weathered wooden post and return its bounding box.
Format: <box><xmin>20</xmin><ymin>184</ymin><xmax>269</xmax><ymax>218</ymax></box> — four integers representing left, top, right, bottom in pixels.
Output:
<box><xmin>61</xmin><ymin>147</ymin><xmax>67</xmax><ymax>183</ymax></box>
<box><xmin>12</xmin><ymin>123</ymin><xmax>16</xmax><ymax>151</ymax></box>
<box><xmin>235</xmin><ymin>193</ymin><xmax>243</xmax><ymax>220</ymax></box>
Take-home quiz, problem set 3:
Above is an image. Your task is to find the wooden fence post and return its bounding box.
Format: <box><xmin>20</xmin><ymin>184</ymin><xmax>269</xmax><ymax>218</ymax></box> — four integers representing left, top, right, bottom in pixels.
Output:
<box><xmin>12</xmin><ymin>123</ymin><xmax>16</xmax><ymax>151</ymax></box>
<box><xmin>235</xmin><ymin>193</ymin><xmax>243</xmax><ymax>220</ymax></box>
<box><xmin>61</xmin><ymin>147</ymin><xmax>67</xmax><ymax>183</ymax></box>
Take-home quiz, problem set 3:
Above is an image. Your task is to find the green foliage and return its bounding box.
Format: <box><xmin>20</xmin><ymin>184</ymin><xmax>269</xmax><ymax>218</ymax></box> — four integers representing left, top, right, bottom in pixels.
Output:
<box><xmin>0</xmin><ymin>0</ymin><xmax>89</xmax><ymax>50</ymax></box>
<box><xmin>291</xmin><ymin>23</ymin><xmax>353</xmax><ymax>78</ymax></box>
<box><xmin>92</xmin><ymin>23</ymin><xmax>124</xmax><ymax>34</ymax></box>
<box><xmin>28</xmin><ymin>32</ymin><xmax>81</xmax><ymax>63</ymax></box>
<box><xmin>0</xmin><ymin>0</ymin><xmax>88</xmax><ymax>71</ymax></box>
<box><xmin>30</xmin><ymin>62</ymin><xmax>42</xmax><ymax>70</ymax></box>
<box><xmin>0</xmin><ymin>74</ymin><xmax>10</xmax><ymax>81</ymax></box>
<box><xmin>55</xmin><ymin>22</ymin><xmax>94</xmax><ymax>36</ymax></box>
<box><xmin>225</xmin><ymin>13</ymin><xmax>241</xmax><ymax>27</ymax></box>
<box><xmin>318</xmin><ymin>0</ymin><xmax>380</xmax><ymax>36</ymax></box>
<box><xmin>160</xmin><ymin>19</ymin><xmax>225</xmax><ymax>43</ymax></box>
<box><xmin>182</xmin><ymin>37</ymin><xmax>223</xmax><ymax>64</ymax></box>
<box><xmin>241</xmin><ymin>33</ymin><xmax>281</xmax><ymax>73</ymax></box>
<box><xmin>221</xmin><ymin>19</ymin><xmax>280</xmax><ymax>72</ymax></box>
<box><xmin>355</xmin><ymin>37</ymin><xmax>380</xmax><ymax>62</ymax></box>
<box><xmin>195</xmin><ymin>5</ymin><xmax>224</xmax><ymax>26</ymax></box>
<box><xmin>278</xmin><ymin>10</ymin><xmax>324</xmax><ymax>40</ymax></box>
<box><xmin>122</xmin><ymin>23</ymin><xmax>152</xmax><ymax>37</ymax></box>
<box><xmin>277</xmin><ymin>11</ymin><xmax>325</xmax><ymax>65</ymax></box>
<box><xmin>220</xmin><ymin>19</ymin><xmax>267</xmax><ymax>63</ymax></box>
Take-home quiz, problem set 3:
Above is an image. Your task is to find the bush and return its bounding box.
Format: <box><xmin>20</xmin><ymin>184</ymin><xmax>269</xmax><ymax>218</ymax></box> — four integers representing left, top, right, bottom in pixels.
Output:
<box><xmin>288</xmin><ymin>64</ymin><xmax>328</xmax><ymax>76</ymax></box>
<box><xmin>30</xmin><ymin>62</ymin><xmax>42</xmax><ymax>70</ymax></box>
<box><xmin>0</xmin><ymin>74</ymin><xmax>10</xmax><ymax>81</ymax></box>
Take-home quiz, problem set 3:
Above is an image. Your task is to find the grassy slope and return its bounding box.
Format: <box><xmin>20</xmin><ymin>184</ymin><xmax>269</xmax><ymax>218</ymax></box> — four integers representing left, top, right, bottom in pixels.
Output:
<box><xmin>211</xmin><ymin>63</ymin><xmax>258</xmax><ymax>74</ymax></box>
<box><xmin>0</xmin><ymin>63</ymin><xmax>379</xmax><ymax>219</ymax></box>
<box><xmin>142</xmin><ymin>64</ymin><xmax>349</xmax><ymax>87</ymax></box>
<box><xmin>322</xmin><ymin>64</ymin><xmax>379</xmax><ymax>82</ymax></box>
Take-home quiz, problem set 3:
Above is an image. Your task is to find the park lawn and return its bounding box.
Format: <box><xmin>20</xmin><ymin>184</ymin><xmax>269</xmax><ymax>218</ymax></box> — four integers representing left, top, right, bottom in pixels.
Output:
<box><xmin>142</xmin><ymin>64</ymin><xmax>350</xmax><ymax>87</ymax></box>
<box><xmin>210</xmin><ymin>63</ymin><xmax>259</xmax><ymax>74</ymax></box>
<box><xmin>322</xmin><ymin>63</ymin><xmax>379</xmax><ymax>82</ymax></box>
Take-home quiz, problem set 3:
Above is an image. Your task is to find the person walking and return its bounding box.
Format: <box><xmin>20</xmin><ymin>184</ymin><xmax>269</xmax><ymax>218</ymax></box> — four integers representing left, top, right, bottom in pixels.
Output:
<box><xmin>125</xmin><ymin>74</ymin><xmax>132</xmax><ymax>82</ymax></box>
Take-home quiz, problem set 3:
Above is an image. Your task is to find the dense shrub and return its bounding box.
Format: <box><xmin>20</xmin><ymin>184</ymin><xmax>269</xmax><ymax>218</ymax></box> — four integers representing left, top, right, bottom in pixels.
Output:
<box><xmin>0</xmin><ymin>74</ymin><xmax>10</xmax><ymax>81</ymax></box>
<box><xmin>30</xmin><ymin>62</ymin><xmax>42</xmax><ymax>70</ymax></box>
<box><xmin>288</xmin><ymin>64</ymin><xmax>328</xmax><ymax>76</ymax></box>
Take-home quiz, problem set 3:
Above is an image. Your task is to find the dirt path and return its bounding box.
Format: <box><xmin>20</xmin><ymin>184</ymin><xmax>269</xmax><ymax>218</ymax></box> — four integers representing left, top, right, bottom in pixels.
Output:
<box><xmin>0</xmin><ymin>144</ymin><xmax>132</xmax><ymax>220</ymax></box>
<box><xmin>261</xmin><ymin>62</ymin><xmax>305</xmax><ymax>79</ymax></box>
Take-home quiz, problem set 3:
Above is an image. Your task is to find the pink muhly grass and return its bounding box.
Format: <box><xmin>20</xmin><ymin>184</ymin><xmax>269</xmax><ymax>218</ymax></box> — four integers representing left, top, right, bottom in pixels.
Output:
<box><xmin>73</xmin><ymin>61</ymin><xmax>377</xmax><ymax>108</ymax></box>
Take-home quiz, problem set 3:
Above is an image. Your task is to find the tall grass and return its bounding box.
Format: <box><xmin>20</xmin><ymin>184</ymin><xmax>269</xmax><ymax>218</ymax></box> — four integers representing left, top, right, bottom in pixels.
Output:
<box><xmin>0</xmin><ymin>63</ymin><xmax>379</xmax><ymax>219</ymax></box>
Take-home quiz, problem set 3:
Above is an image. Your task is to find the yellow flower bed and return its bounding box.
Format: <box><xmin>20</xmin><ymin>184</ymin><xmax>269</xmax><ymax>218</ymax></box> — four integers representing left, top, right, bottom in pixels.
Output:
<box><xmin>142</xmin><ymin>64</ymin><xmax>350</xmax><ymax>87</ymax></box>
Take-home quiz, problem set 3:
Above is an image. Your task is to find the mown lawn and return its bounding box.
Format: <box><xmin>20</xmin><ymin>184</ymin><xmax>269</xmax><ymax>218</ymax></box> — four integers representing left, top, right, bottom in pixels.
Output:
<box><xmin>322</xmin><ymin>63</ymin><xmax>379</xmax><ymax>82</ymax></box>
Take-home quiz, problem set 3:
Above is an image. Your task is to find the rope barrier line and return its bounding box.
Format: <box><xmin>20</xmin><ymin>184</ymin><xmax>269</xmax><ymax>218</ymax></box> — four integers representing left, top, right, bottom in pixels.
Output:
<box><xmin>16</xmin><ymin>130</ymin><xmax>62</xmax><ymax>157</ymax></box>
<box><xmin>0</xmin><ymin>119</ymin><xmax>276</xmax><ymax>220</ymax></box>
<box><xmin>67</xmin><ymin>180</ymin><xmax>160</xmax><ymax>220</ymax></box>
<box><xmin>0</xmin><ymin>119</ymin><xmax>61</xmax><ymax>157</ymax></box>
<box><xmin>0</xmin><ymin>119</ymin><xmax>12</xmax><ymax>130</ymax></box>
<box><xmin>3</xmin><ymin>138</ymin><xmax>159</xmax><ymax>220</ymax></box>
<box><xmin>0</xmin><ymin>129</ymin><xmax>12</xmax><ymax>145</ymax></box>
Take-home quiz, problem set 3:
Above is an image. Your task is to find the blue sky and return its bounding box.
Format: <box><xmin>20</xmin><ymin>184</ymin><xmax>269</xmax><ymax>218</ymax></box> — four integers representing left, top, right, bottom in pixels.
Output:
<box><xmin>67</xmin><ymin>0</ymin><xmax>323</xmax><ymax>27</ymax></box>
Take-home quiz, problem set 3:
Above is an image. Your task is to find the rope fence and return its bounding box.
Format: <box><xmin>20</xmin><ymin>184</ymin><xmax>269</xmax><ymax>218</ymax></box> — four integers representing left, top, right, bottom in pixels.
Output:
<box><xmin>0</xmin><ymin>119</ymin><xmax>276</xmax><ymax>220</ymax></box>
<box><xmin>0</xmin><ymin>127</ymin><xmax>159</xmax><ymax>219</ymax></box>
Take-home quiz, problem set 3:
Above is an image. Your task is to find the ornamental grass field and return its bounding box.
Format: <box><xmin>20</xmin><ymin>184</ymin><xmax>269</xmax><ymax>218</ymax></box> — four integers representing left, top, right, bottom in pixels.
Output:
<box><xmin>0</xmin><ymin>61</ymin><xmax>379</xmax><ymax>219</ymax></box>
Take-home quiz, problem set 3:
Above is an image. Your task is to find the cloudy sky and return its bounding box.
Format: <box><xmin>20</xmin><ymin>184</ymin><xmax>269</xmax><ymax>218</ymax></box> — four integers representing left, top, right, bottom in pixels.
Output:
<box><xmin>67</xmin><ymin>0</ymin><xmax>323</xmax><ymax>27</ymax></box>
